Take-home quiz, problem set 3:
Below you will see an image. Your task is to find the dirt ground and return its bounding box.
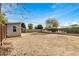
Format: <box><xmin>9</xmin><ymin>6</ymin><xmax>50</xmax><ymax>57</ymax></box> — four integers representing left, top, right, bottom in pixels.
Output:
<box><xmin>1</xmin><ymin>32</ymin><xmax>79</xmax><ymax>56</ymax></box>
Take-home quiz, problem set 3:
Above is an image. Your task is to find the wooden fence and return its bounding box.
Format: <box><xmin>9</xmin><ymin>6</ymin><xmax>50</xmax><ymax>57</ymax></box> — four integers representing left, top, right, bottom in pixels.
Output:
<box><xmin>0</xmin><ymin>24</ymin><xmax>7</xmax><ymax>46</ymax></box>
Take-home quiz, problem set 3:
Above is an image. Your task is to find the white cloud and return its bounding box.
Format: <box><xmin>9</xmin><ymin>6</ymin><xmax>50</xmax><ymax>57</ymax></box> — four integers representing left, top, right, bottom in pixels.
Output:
<box><xmin>71</xmin><ymin>21</ymin><xmax>79</xmax><ymax>24</ymax></box>
<box><xmin>61</xmin><ymin>21</ymin><xmax>79</xmax><ymax>27</ymax></box>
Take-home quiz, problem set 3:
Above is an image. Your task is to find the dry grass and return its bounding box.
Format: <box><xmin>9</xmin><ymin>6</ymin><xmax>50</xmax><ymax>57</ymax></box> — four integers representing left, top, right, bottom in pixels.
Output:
<box><xmin>1</xmin><ymin>32</ymin><xmax>79</xmax><ymax>56</ymax></box>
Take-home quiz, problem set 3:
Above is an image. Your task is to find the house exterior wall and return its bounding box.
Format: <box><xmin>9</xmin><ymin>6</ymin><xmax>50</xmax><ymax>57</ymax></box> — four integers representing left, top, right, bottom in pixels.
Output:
<box><xmin>7</xmin><ymin>23</ymin><xmax>21</xmax><ymax>37</ymax></box>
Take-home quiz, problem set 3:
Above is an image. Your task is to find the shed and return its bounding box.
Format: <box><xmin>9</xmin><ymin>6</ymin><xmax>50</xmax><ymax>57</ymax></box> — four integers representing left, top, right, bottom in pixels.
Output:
<box><xmin>6</xmin><ymin>22</ymin><xmax>21</xmax><ymax>37</ymax></box>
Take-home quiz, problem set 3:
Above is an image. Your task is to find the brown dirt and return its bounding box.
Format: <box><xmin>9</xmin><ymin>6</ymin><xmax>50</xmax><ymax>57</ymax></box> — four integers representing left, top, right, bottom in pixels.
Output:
<box><xmin>1</xmin><ymin>32</ymin><xmax>79</xmax><ymax>56</ymax></box>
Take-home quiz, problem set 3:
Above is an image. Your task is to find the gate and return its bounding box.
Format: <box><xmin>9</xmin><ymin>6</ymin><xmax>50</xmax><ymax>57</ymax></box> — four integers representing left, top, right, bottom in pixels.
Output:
<box><xmin>0</xmin><ymin>24</ymin><xmax>7</xmax><ymax>46</ymax></box>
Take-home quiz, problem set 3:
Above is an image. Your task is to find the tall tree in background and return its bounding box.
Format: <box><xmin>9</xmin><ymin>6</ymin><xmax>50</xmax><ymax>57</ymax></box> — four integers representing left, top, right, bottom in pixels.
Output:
<box><xmin>52</xmin><ymin>19</ymin><xmax>59</xmax><ymax>28</ymax></box>
<box><xmin>46</xmin><ymin>18</ymin><xmax>59</xmax><ymax>29</ymax></box>
<box><xmin>35</xmin><ymin>24</ymin><xmax>43</xmax><ymax>32</ymax></box>
<box><xmin>35</xmin><ymin>24</ymin><xmax>43</xmax><ymax>29</ymax></box>
<box><xmin>28</xmin><ymin>23</ymin><xmax>33</xmax><ymax>29</ymax></box>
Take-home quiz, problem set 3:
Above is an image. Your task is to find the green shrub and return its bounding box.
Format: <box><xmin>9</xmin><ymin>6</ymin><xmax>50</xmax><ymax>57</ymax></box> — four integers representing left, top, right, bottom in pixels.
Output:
<box><xmin>47</xmin><ymin>28</ymin><xmax>58</xmax><ymax>32</ymax></box>
<box><xmin>65</xmin><ymin>27</ymin><xmax>79</xmax><ymax>34</ymax></box>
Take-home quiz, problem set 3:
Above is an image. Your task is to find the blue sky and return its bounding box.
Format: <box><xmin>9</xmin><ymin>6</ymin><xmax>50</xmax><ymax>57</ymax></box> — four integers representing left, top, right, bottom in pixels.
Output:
<box><xmin>2</xmin><ymin>3</ymin><xmax>79</xmax><ymax>27</ymax></box>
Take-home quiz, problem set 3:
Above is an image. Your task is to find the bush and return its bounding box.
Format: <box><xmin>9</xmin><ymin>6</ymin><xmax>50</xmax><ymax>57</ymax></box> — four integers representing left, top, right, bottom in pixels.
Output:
<box><xmin>21</xmin><ymin>28</ymin><xmax>26</xmax><ymax>33</ymax></box>
<box><xmin>47</xmin><ymin>28</ymin><xmax>58</xmax><ymax>32</ymax></box>
<box><xmin>65</xmin><ymin>27</ymin><xmax>79</xmax><ymax>34</ymax></box>
<box><xmin>28</xmin><ymin>23</ymin><xmax>33</xmax><ymax>29</ymax></box>
<box><xmin>35</xmin><ymin>24</ymin><xmax>43</xmax><ymax>29</ymax></box>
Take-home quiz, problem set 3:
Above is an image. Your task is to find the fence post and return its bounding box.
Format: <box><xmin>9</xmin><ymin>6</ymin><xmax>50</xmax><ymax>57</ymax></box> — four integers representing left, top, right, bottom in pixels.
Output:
<box><xmin>5</xmin><ymin>24</ymin><xmax>7</xmax><ymax>40</ymax></box>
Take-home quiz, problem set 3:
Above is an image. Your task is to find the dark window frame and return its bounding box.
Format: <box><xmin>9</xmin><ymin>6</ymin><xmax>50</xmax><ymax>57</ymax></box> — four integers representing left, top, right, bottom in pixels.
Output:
<box><xmin>13</xmin><ymin>26</ymin><xmax>16</xmax><ymax>32</ymax></box>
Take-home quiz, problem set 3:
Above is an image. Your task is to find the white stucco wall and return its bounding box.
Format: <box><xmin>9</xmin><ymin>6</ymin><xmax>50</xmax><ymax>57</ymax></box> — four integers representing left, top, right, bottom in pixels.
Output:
<box><xmin>7</xmin><ymin>23</ymin><xmax>21</xmax><ymax>37</ymax></box>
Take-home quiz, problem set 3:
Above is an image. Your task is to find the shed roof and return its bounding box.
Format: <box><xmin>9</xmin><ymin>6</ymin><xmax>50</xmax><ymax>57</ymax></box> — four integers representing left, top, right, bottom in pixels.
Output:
<box><xmin>7</xmin><ymin>22</ymin><xmax>22</xmax><ymax>24</ymax></box>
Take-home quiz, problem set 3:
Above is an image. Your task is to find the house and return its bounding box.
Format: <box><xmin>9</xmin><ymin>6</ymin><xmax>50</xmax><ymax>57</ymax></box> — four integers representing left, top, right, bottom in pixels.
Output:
<box><xmin>6</xmin><ymin>22</ymin><xmax>21</xmax><ymax>37</ymax></box>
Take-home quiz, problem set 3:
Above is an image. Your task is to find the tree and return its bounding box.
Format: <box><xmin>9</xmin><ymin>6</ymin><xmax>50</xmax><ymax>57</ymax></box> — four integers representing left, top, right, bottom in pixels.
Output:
<box><xmin>46</xmin><ymin>18</ymin><xmax>59</xmax><ymax>29</ymax></box>
<box><xmin>0</xmin><ymin>12</ymin><xmax>8</xmax><ymax>24</ymax></box>
<box><xmin>21</xmin><ymin>23</ymin><xmax>26</xmax><ymax>33</ymax></box>
<box><xmin>0</xmin><ymin>3</ymin><xmax>30</xmax><ymax>25</ymax></box>
<box><xmin>21</xmin><ymin>23</ymin><xmax>26</xmax><ymax>28</ymax></box>
<box><xmin>52</xmin><ymin>19</ymin><xmax>59</xmax><ymax>28</ymax></box>
<box><xmin>35</xmin><ymin>24</ymin><xmax>43</xmax><ymax>32</ymax></box>
<box><xmin>36</xmin><ymin>24</ymin><xmax>43</xmax><ymax>29</ymax></box>
<box><xmin>28</xmin><ymin>23</ymin><xmax>33</xmax><ymax>29</ymax></box>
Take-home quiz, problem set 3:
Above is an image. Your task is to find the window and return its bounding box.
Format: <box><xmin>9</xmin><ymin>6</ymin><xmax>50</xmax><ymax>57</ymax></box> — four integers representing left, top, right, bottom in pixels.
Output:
<box><xmin>13</xmin><ymin>26</ymin><xmax>16</xmax><ymax>32</ymax></box>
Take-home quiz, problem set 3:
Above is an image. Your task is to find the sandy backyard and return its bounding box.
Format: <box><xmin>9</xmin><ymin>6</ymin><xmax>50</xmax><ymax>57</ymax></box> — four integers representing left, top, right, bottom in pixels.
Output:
<box><xmin>1</xmin><ymin>32</ymin><xmax>79</xmax><ymax>56</ymax></box>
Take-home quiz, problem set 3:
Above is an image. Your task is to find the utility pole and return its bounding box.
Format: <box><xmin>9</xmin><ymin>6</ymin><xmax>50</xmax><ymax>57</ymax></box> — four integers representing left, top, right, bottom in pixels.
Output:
<box><xmin>0</xmin><ymin>3</ymin><xmax>1</xmax><ymax>13</ymax></box>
